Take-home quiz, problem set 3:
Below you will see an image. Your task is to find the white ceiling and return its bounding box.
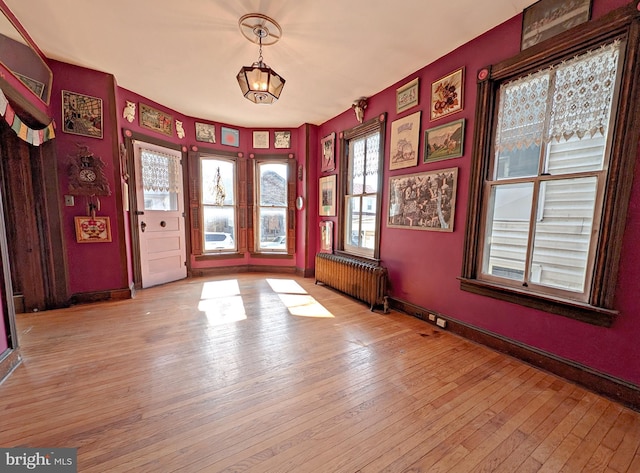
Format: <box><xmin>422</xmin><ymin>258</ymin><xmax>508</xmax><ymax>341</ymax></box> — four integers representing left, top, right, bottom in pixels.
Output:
<box><xmin>4</xmin><ymin>0</ymin><xmax>536</xmax><ymax>129</ymax></box>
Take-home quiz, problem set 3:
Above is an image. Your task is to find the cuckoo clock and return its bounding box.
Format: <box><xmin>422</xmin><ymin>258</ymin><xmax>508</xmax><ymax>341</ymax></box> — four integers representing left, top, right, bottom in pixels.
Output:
<box><xmin>68</xmin><ymin>144</ymin><xmax>111</xmax><ymax>197</ymax></box>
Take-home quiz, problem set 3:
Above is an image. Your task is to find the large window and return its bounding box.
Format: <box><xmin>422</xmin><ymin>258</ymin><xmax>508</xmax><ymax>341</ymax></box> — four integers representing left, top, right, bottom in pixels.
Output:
<box><xmin>340</xmin><ymin>115</ymin><xmax>386</xmax><ymax>259</ymax></box>
<box><xmin>256</xmin><ymin>160</ymin><xmax>288</xmax><ymax>252</ymax></box>
<box><xmin>252</xmin><ymin>156</ymin><xmax>295</xmax><ymax>255</ymax></box>
<box><xmin>461</xmin><ymin>9</ymin><xmax>640</xmax><ymax>326</ymax></box>
<box><xmin>201</xmin><ymin>156</ymin><xmax>236</xmax><ymax>252</ymax></box>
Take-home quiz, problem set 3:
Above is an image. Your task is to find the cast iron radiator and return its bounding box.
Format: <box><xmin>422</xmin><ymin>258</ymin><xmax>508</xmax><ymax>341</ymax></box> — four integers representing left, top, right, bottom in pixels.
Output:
<box><xmin>315</xmin><ymin>253</ymin><xmax>388</xmax><ymax>312</ymax></box>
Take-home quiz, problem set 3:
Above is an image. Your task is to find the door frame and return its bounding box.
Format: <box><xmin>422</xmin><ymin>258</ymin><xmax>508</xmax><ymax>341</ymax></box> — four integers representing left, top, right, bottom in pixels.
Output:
<box><xmin>123</xmin><ymin>130</ymin><xmax>190</xmax><ymax>289</ymax></box>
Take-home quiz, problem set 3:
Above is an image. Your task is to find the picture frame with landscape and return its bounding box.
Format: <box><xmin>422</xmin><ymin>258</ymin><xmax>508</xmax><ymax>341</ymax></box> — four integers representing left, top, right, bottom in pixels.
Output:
<box><xmin>424</xmin><ymin>119</ymin><xmax>465</xmax><ymax>163</ymax></box>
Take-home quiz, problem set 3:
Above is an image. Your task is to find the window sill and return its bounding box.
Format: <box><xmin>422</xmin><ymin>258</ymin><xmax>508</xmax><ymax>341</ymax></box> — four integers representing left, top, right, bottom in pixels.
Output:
<box><xmin>195</xmin><ymin>252</ymin><xmax>244</xmax><ymax>262</ymax></box>
<box><xmin>249</xmin><ymin>252</ymin><xmax>293</xmax><ymax>260</ymax></box>
<box><xmin>334</xmin><ymin>250</ymin><xmax>380</xmax><ymax>265</ymax></box>
<box><xmin>458</xmin><ymin>278</ymin><xmax>617</xmax><ymax>327</ymax></box>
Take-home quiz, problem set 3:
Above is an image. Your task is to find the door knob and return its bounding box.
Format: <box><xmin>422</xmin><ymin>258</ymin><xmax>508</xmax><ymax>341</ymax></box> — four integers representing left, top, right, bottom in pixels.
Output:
<box><xmin>160</xmin><ymin>221</ymin><xmax>167</xmax><ymax>227</ymax></box>
<box><xmin>141</xmin><ymin>221</ymin><xmax>146</xmax><ymax>232</ymax></box>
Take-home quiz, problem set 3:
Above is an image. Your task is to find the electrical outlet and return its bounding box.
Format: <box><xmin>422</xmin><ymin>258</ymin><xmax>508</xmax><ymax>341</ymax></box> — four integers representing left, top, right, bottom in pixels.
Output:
<box><xmin>428</xmin><ymin>313</ymin><xmax>436</xmax><ymax>322</ymax></box>
<box><xmin>436</xmin><ymin>318</ymin><xmax>447</xmax><ymax>328</ymax></box>
<box><xmin>64</xmin><ymin>195</ymin><xmax>74</xmax><ymax>206</ymax></box>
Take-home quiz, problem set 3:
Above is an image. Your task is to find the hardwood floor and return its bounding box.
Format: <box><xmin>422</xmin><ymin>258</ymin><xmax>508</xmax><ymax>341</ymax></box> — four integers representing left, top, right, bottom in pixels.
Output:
<box><xmin>1</xmin><ymin>273</ymin><xmax>639</xmax><ymax>472</ymax></box>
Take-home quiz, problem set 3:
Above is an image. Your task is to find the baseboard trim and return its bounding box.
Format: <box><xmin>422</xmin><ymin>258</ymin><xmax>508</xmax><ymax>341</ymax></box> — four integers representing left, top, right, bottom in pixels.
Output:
<box><xmin>0</xmin><ymin>348</ymin><xmax>22</xmax><ymax>386</ymax></box>
<box><xmin>389</xmin><ymin>297</ymin><xmax>640</xmax><ymax>411</ymax></box>
<box><xmin>70</xmin><ymin>287</ymin><xmax>133</xmax><ymax>305</ymax></box>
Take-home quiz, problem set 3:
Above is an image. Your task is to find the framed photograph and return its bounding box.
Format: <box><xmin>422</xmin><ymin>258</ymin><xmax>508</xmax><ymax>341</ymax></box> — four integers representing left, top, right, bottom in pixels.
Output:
<box><xmin>319</xmin><ymin>175</ymin><xmax>336</xmax><ymax>216</ymax></box>
<box><xmin>62</xmin><ymin>90</ymin><xmax>103</xmax><ymax>139</ymax></box>
<box><xmin>74</xmin><ymin>216</ymin><xmax>112</xmax><ymax>243</ymax></box>
<box><xmin>139</xmin><ymin>103</ymin><xmax>173</xmax><ymax>136</ymax></box>
<box><xmin>430</xmin><ymin>67</ymin><xmax>464</xmax><ymax>121</ymax></box>
<box><xmin>389</xmin><ymin>111</ymin><xmax>421</xmax><ymax>171</ymax></box>
<box><xmin>274</xmin><ymin>130</ymin><xmax>291</xmax><ymax>149</ymax></box>
<box><xmin>15</xmin><ymin>72</ymin><xmax>45</xmax><ymax>99</ymax></box>
<box><xmin>221</xmin><ymin>127</ymin><xmax>240</xmax><ymax>147</ymax></box>
<box><xmin>388</xmin><ymin>167</ymin><xmax>458</xmax><ymax>232</ymax></box>
<box><xmin>521</xmin><ymin>0</ymin><xmax>592</xmax><ymax>50</ymax></box>
<box><xmin>396</xmin><ymin>78</ymin><xmax>419</xmax><ymax>114</ymax></box>
<box><xmin>321</xmin><ymin>132</ymin><xmax>336</xmax><ymax>172</ymax></box>
<box><xmin>424</xmin><ymin>119</ymin><xmax>465</xmax><ymax>163</ymax></box>
<box><xmin>319</xmin><ymin>221</ymin><xmax>334</xmax><ymax>253</ymax></box>
<box><xmin>195</xmin><ymin>122</ymin><xmax>216</xmax><ymax>143</ymax></box>
<box><xmin>253</xmin><ymin>130</ymin><xmax>269</xmax><ymax>149</ymax></box>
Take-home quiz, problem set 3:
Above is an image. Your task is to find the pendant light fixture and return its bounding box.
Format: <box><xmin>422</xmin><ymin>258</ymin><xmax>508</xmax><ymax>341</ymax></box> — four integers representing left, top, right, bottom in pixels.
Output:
<box><xmin>236</xmin><ymin>14</ymin><xmax>285</xmax><ymax>104</ymax></box>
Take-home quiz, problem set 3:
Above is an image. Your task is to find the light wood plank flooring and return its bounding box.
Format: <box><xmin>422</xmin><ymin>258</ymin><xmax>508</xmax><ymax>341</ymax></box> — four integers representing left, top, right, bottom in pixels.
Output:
<box><xmin>1</xmin><ymin>273</ymin><xmax>639</xmax><ymax>472</ymax></box>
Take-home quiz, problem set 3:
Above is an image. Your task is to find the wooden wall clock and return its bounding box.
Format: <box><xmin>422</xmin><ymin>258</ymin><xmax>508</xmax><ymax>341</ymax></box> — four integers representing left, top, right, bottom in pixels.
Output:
<box><xmin>67</xmin><ymin>144</ymin><xmax>111</xmax><ymax>197</ymax></box>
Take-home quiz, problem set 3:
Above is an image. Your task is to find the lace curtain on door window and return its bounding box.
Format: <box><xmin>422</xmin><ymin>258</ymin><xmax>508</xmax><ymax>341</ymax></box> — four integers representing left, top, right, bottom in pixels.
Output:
<box><xmin>141</xmin><ymin>149</ymin><xmax>180</xmax><ymax>193</ymax></box>
<box><xmin>495</xmin><ymin>39</ymin><xmax>621</xmax><ymax>151</ymax></box>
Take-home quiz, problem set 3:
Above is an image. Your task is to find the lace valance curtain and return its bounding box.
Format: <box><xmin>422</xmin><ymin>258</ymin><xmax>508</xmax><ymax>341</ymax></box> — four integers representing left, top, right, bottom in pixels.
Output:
<box><xmin>495</xmin><ymin>39</ymin><xmax>621</xmax><ymax>152</ymax></box>
<box><xmin>141</xmin><ymin>149</ymin><xmax>180</xmax><ymax>193</ymax></box>
<box><xmin>549</xmin><ymin>40</ymin><xmax>620</xmax><ymax>142</ymax></box>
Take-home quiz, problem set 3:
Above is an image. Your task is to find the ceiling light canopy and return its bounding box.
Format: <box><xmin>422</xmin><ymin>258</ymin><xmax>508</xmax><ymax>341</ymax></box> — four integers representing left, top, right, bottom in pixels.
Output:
<box><xmin>236</xmin><ymin>14</ymin><xmax>285</xmax><ymax>104</ymax></box>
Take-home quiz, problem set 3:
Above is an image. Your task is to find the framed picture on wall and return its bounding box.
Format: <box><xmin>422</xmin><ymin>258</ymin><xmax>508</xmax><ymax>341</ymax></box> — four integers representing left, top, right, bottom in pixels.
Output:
<box><xmin>221</xmin><ymin>127</ymin><xmax>240</xmax><ymax>147</ymax></box>
<box><xmin>74</xmin><ymin>215</ymin><xmax>112</xmax><ymax>243</ymax></box>
<box><xmin>424</xmin><ymin>119</ymin><xmax>465</xmax><ymax>163</ymax></box>
<box><xmin>319</xmin><ymin>175</ymin><xmax>336</xmax><ymax>216</ymax></box>
<box><xmin>195</xmin><ymin>122</ymin><xmax>216</xmax><ymax>143</ymax></box>
<box><xmin>389</xmin><ymin>111</ymin><xmax>421</xmax><ymax>170</ymax></box>
<box><xmin>139</xmin><ymin>103</ymin><xmax>173</xmax><ymax>136</ymax></box>
<box><xmin>320</xmin><ymin>220</ymin><xmax>333</xmax><ymax>252</ymax></box>
<box><xmin>388</xmin><ymin>167</ymin><xmax>458</xmax><ymax>231</ymax></box>
<box><xmin>274</xmin><ymin>131</ymin><xmax>291</xmax><ymax>149</ymax></box>
<box><xmin>321</xmin><ymin>132</ymin><xmax>336</xmax><ymax>172</ymax></box>
<box><xmin>430</xmin><ymin>68</ymin><xmax>464</xmax><ymax>121</ymax></box>
<box><xmin>62</xmin><ymin>90</ymin><xmax>103</xmax><ymax>139</ymax></box>
<box><xmin>521</xmin><ymin>0</ymin><xmax>592</xmax><ymax>50</ymax></box>
<box><xmin>253</xmin><ymin>130</ymin><xmax>269</xmax><ymax>148</ymax></box>
<box><xmin>396</xmin><ymin>77</ymin><xmax>419</xmax><ymax>114</ymax></box>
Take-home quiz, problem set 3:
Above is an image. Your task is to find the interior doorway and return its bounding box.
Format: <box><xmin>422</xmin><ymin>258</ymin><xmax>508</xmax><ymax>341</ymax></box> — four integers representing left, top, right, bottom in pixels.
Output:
<box><xmin>0</xmin><ymin>119</ymin><xmax>68</xmax><ymax>312</ymax></box>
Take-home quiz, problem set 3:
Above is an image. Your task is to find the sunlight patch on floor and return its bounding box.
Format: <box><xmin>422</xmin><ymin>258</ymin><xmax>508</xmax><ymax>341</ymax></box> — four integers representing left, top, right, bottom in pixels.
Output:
<box><xmin>276</xmin><ymin>294</ymin><xmax>334</xmax><ymax>318</ymax></box>
<box><xmin>201</xmin><ymin>279</ymin><xmax>241</xmax><ymax>299</ymax></box>
<box><xmin>198</xmin><ymin>296</ymin><xmax>247</xmax><ymax>325</ymax></box>
<box><xmin>266</xmin><ymin>278</ymin><xmax>308</xmax><ymax>295</ymax></box>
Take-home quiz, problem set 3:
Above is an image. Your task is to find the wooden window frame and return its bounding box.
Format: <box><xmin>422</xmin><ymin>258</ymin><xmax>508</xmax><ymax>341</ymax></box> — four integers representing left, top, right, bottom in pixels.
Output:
<box><xmin>250</xmin><ymin>154</ymin><xmax>296</xmax><ymax>256</ymax></box>
<box><xmin>188</xmin><ymin>148</ymin><xmax>247</xmax><ymax>259</ymax></box>
<box><xmin>337</xmin><ymin>114</ymin><xmax>387</xmax><ymax>261</ymax></box>
<box><xmin>460</xmin><ymin>3</ymin><xmax>640</xmax><ymax>327</ymax></box>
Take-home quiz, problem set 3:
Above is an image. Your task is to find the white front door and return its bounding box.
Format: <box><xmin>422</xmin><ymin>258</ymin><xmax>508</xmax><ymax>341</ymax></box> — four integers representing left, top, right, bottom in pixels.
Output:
<box><xmin>133</xmin><ymin>141</ymin><xmax>187</xmax><ymax>288</ymax></box>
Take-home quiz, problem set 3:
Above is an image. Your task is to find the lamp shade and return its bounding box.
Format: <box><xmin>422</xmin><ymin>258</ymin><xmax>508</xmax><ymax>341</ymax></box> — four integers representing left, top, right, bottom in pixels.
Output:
<box><xmin>237</xmin><ymin>61</ymin><xmax>285</xmax><ymax>104</ymax></box>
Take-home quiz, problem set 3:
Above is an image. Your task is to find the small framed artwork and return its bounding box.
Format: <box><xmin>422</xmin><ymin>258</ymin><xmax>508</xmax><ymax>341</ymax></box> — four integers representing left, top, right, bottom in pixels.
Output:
<box><xmin>15</xmin><ymin>72</ymin><xmax>45</xmax><ymax>99</ymax></box>
<box><xmin>431</xmin><ymin>67</ymin><xmax>464</xmax><ymax>121</ymax></box>
<box><xmin>253</xmin><ymin>130</ymin><xmax>269</xmax><ymax>149</ymax></box>
<box><xmin>424</xmin><ymin>119</ymin><xmax>465</xmax><ymax>163</ymax></box>
<box><xmin>221</xmin><ymin>127</ymin><xmax>240</xmax><ymax>147</ymax></box>
<box><xmin>274</xmin><ymin>130</ymin><xmax>291</xmax><ymax>149</ymax></box>
<box><xmin>521</xmin><ymin>0</ymin><xmax>592</xmax><ymax>50</ymax></box>
<box><xmin>321</xmin><ymin>132</ymin><xmax>336</xmax><ymax>172</ymax></box>
<box><xmin>139</xmin><ymin>103</ymin><xmax>173</xmax><ymax>136</ymax></box>
<box><xmin>195</xmin><ymin>122</ymin><xmax>216</xmax><ymax>143</ymax></box>
<box><xmin>388</xmin><ymin>167</ymin><xmax>458</xmax><ymax>231</ymax></box>
<box><xmin>396</xmin><ymin>78</ymin><xmax>419</xmax><ymax>114</ymax></box>
<box><xmin>319</xmin><ymin>175</ymin><xmax>336</xmax><ymax>216</ymax></box>
<box><xmin>62</xmin><ymin>90</ymin><xmax>103</xmax><ymax>139</ymax></box>
<box><xmin>74</xmin><ymin>216</ymin><xmax>112</xmax><ymax>243</ymax></box>
<box><xmin>320</xmin><ymin>220</ymin><xmax>334</xmax><ymax>253</ymax></box>
<box><xmin>389</xmin><ymin>111</ymin><xmax>421</xmax><ymax>171</ymax></box>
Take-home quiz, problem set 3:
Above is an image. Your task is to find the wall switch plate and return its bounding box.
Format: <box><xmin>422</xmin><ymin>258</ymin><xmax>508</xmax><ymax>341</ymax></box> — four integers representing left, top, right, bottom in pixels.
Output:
<box><xmin>64</xmin><ymin>195</ymin><xmax>75</xmax><ymax>206</ymax></box>
<box><xmin>436</xmin><ymin>318</ymin><xmax>447</xmax><ymax>328</ymax></box>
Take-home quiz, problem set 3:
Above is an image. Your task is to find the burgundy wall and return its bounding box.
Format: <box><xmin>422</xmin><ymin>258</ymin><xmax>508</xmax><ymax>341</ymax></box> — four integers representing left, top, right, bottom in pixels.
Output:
<box><xmin>316</xmin><ymin>0</ymin><xmax>639</xmax><ymax>386</ymax></box>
